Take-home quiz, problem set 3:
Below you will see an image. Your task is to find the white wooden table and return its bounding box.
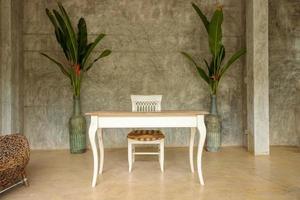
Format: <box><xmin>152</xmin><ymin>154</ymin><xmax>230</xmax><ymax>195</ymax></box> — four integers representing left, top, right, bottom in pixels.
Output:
<box><xmin>86</xmin><ymin>111</ymin><xmax>208</xmax><ymax>187</ymax></box>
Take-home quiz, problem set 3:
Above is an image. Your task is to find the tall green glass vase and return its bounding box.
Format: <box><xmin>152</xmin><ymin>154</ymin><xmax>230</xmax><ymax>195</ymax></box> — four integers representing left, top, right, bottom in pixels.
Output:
<box><xmin>69</xmin><ymin>95</ymin><xmax>86</xmax><ymax>154</ymax></box>
<box><xmin>205</xmin><ymin>94</ymin><xmax>221</xmax><ymax>152</ymax></box>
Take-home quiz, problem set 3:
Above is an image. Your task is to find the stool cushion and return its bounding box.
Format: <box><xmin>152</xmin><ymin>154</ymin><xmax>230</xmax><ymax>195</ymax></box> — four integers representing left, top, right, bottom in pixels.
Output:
<box><xmin>127</xmin><ymin>130</ymin><xmax>165</xmax><ymax>141</ymax></box>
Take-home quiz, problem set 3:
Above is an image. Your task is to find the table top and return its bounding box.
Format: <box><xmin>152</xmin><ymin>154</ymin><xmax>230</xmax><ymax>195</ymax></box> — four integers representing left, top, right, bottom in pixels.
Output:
<box><xmin>86</xmin><ymin>110</ymin><xmax>209</xmax><ymax>117</ymax></box>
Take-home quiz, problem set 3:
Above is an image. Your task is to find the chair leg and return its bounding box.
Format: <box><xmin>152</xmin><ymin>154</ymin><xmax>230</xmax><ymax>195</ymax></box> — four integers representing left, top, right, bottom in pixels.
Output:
<box><xmin>128</xmin><ymin>141</ymin><xmax>133</xmax><ymax>172</ymax></box>
<box><xmin>159</xmin><ymin>140</ymin><xmax>164</xmax><ymax>172</ymax></box>
<box><xmin>22</xmin><ymin>172</ymin><xmax>29</xmax><ymax>187</ymax></box>
<box><xmin>132</xmin><ymin>146</ymin><xmax>135</xmax><ymax>163</ymax></box>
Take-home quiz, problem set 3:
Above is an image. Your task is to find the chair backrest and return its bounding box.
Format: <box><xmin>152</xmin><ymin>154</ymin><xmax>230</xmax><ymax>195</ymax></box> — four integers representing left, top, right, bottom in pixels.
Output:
<box><xmin>131</xmin><ymin>95</ymin><xmax>162</xmax><ymax>112</ymax></box>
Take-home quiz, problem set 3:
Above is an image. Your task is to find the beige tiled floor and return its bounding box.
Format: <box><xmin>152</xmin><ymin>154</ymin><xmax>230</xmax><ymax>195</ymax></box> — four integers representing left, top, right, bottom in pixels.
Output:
<box><xmin>1</xmin><ymin>147</ymin><xmax>300</xmax><ymax>200</ymax></box>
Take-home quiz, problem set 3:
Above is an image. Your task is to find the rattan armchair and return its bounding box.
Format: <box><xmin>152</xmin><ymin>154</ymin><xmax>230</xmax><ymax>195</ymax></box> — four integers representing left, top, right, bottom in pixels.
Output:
<box><xmin>0</xmin><ymin>134</ymin><xmax>30</xmax><ymax>193</ymax></box>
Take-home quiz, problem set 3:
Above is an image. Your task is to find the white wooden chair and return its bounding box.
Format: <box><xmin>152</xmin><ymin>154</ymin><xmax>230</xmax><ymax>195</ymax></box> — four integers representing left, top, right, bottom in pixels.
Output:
<box><xmin>127</xmin><ymin>95</ymin><xmax>165</xmax><ymax>172</ymax></box>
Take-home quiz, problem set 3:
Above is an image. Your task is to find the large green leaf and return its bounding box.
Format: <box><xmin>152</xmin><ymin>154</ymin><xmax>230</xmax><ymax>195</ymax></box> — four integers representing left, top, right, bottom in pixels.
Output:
<box><xmin>208</xmin><ymin>8</ymin><xmax>223</xmax><ymax>58</ymax></box>
<box><xmin>84</xmin><ymin>49</ymin><xmax>112</xmax><ymax>72</ymax></box>
<box><xmin>57</xmin><ymin>2</ymin><xmax>78</xmax><ymax>62</ymax></box>
<box><xmin>40</xmin><ymin>53</ymin><xmax>70</xmax><ymax>78</ymax></box>
<box><xmin>77</xmin><ymin>18</ymin><xmax>87</xmax><ymax>49</ymax></box>
<box><xmin>219</xmin><ymin>44</ymin><xmax>225</xmax><ymax>63</ymax></box>
<box><xmin>53</xmin><ymin>9</ymin><xmax>76</xmax><ymax>62</ymax></box>
<box><xmin>45</xmin><ymin>9</ymin><xmax>59</xmax><ymax>30</ymax></box>
<box><xmin>181</xmin><ymin>52</ymin><xmax>209</xmax><ymax>84</ymax></box>
<box><xmin>77</xmin><ymin>18</ymin><xmax>88</xmax><ymax>66</ymax></box>
<box><xmin>55</xmin><ymin>28</ymin><xmax>70</xmax><ymax>60</ymax></box>
<box><xmin>219</xmin><ymin>48</ymin><xmax>246</xmax><ymax>79</ymax></box>
<box><xmin>52</xmin><ymin>10</ymin><xmax>66</xmax><ymax>33</ymax></box>
<box><xmin>46</xmin><ymin>9</ymin><xmax>70</xmax><ymax>60</ymax></box>
<box><xmin>191</xmin><ymin>3</ymin><xmax>209</xmax><ymax>32</ymax></box>
<box><xmin>214</xmin><ymin>45</ymin><xmax>225</xmax><ymax>74</ymax></box>
<box><xmin>82</xmin><ymin>34</ymin><xmax>106</xmax><ymax>69</ymax></box>
<box><xmin>203</xmin><ymin>59</ymin><xmax>213</xmax><ymax>76</ymax></box>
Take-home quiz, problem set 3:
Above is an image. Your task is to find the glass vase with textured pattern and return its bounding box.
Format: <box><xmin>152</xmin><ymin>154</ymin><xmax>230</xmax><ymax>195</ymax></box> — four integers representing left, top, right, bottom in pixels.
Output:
<box><xmin>205</xmin><ymin>95</ymin><xmax>221</xmax><ymax>152</ymax></box>
<box><xmin>69</xmin><ymin>96</ymin><xmax>86</xmax><ymax>154</ymax></box>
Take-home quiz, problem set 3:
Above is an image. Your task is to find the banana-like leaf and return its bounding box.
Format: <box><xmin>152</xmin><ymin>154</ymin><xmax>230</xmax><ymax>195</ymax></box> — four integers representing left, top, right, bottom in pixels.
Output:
<box><xmin>40</xmin><ymin>53</ymin><xmax>70</xmax><ymax>78</ymax></box>
<box><xmin>191</xmin><ymin>3</ymin><xmax>209</xmax><ymax>32</ymax></box>
<box><xmin>203</xmin><ymin>59</ymin><xmax>213</xmax><ymax>76</ymax></box>
<box><xmin>55</xmin><ymin>28</ymin><xmax>70</xmax><ymax>60</ymax></box>
<box><xmin>215</xmin><ymin>45</ymin><xmax>225</xmax><ymax>74</ymax></box>
<box><xmin>77</xmin><ymin>18</ymin><xmax>87</xmax><ymax>46</ymax></box>
<box><xmin>220</xmin><ymin>44</ymin><xmax>225</xmax><ymax>63</ymax></box>
<box><xmin>82</xmin><ymin>34</ymin><xmax>106</xmax><ymax>69</ymax></box>
<box><xmin>219</xmin><ymin>48</ymin><xmax>246</xmax><ymax>79</ymax></box>
<box><xmin>46</xmin><ymin>9</ymin><xmax>60</xmax><ymax>30</ymax></box>
<box><xmin>208</xmin><ymin>8</ymin><xmax>223</xmax><ymax>58</ymax></box>
<box><xmin>181</xmin><ymin>52</ymin><xmax>209</xmax><ymax>84</ymax></box>
<box><xmin>52</xmin><ymin>10</ymin><xmax>67</xmax><ymax>32</ymax></box>
<box><xmin>53</xmin><ymin>9</ymin><xmax>76</xmax><ymax>62</ymax></box>
<box><xmin>84</xmin><ymin>49</ymin><xmax>112</xmax><ymax>72</ymax></box>
<box><xmin>57</xmin><ymin>2</ymin><xmax>78</xmax><ymax>62</ymax></box>
<box><xmin>77</xmin><ymin>18</ymin><xmax>88</xmax><ymax>66</ymax></box>
<box><xmin>46</xmin><ymin>9</ymin><xmax>69</xmax><ymax>60</ymax></box>
<box><xmin>54</xmin><ymin>28</ymin><xmax>62</xmax><ymax>45</ymax></box>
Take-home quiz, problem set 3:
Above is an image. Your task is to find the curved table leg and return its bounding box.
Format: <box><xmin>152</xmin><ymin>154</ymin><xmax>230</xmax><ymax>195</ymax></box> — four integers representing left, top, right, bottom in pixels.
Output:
<box><xmin>196</xmin><ymin>115</ymin><xmax>206</xmax><ymax>185</ymax></box>
<box><xmin>128</xmin><ymin>141</ymin><xmax>133</xmax><ymax>172</ymax></box>
<box><xmin>89</xmin><ymin>116</ymin><xmax>98</xmax><ymax>187</ymax></box>
<box><xmin>159</xmin><ymin>139</ymin><xmax>164</xmax><ymax>172</ymax></box>
<box><xmin>97</xmin><ymin>128</ymin><xmax>104</xmax><ymax>174</ymax></box>
<box><xmin>189</xmin><ymin>127</ymin><xmax>196</xmax><ymax>173</ymax></box>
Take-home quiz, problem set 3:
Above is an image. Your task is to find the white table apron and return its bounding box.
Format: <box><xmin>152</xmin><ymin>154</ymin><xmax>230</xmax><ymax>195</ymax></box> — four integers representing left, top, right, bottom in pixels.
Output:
<box><xmin>87</xmin><ymin>112</ymin><xmax>207</xmax><ymax>187</ymax></box>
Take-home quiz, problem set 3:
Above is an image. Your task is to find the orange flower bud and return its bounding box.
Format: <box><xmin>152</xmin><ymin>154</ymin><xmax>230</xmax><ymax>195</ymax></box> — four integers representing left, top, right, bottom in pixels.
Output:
<box><xmin>74</xmin><ymin>64</ymin><xmax>81</xmax><ymax>76</ymax></box>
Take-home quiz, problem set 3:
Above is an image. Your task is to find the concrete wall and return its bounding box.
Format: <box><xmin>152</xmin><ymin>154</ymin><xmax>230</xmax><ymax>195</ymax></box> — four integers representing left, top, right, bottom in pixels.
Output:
<box><xmin>23</xmin><ymin>0</ymin><xmax>245</xmax><ymax>149</ymax></box>
<box><xmin>0</xmin><ymin>1</ymin><xmax>2</xmax><ymax>133</ymax></box>
<box><xmin>246</xmin><ymin>0</ymin><xmax>269</xmax><ymax>155</ymax></box>
<box><xmin>269</xmin><ymin>0</ymin><xmax>300</xmax><ymax>146</ymax></box>
<box><xmin>0</xmin><ymin>0</ymin><xmax>23</xmax><ymax>135</ymax></box>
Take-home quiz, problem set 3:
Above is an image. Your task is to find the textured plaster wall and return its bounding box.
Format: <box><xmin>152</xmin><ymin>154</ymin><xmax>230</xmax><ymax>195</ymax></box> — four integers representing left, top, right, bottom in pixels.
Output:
<box><xmin>0</xmin><ymin>1</ymin><xmax>2</xmax><ymax>133</ymax></box>
<box><xmin>269</xmin><ymin>0</ymin><xmax>300</xmax><ymax>146</ymax></box>
<box><xmin>245</xmin><ymin>0</ymin><xmax>269</xmax><ymax>155</ymax></box>
<box><xmin>12</xmin><ymin>0</ymin><xmax>24</xmax><ymax>134</ymax></box>
<box><xmin>23</xmin><ymin>0</ymin><xmax>245</xmax><ymax>149</ymax></box>
<box><xmin>0</xmin><ymin>0</ymin><xmax>23</xmax><ymax>135</ymax></box>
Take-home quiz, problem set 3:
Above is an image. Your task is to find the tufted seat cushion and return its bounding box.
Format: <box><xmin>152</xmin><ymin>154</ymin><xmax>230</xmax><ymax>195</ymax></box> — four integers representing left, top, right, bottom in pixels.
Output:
<box><xmin>127</xmin><ymin>130</ymin><xmax>165</xmax><ymax>141</ymax></box>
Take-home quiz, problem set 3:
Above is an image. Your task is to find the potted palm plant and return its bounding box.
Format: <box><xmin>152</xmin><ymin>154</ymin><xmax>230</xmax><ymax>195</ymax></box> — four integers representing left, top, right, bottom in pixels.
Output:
<box><xmin>181</xmin><ymin>3</ymin><xmax>246</xmax><ymax>152</ymax></box>
<box><xmin>41</xmin><ymin>2</ymin><xmax>111</xmax><ymax>153</ymax></box>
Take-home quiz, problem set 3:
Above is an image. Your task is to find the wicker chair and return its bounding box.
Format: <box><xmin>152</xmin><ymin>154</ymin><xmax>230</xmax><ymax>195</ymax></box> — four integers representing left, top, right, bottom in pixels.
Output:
<box><xmin>0</xmin><ymin>134</ymin><xmax>30</xmax><ymax>193</ymax></box>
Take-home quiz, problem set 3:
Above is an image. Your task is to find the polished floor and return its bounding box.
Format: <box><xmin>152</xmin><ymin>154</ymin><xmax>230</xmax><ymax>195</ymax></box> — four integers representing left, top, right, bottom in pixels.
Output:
<box><xmin>1</xmin><ymin>147</ymin><xmax>300</xmax><ymax>200</ymax></box>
